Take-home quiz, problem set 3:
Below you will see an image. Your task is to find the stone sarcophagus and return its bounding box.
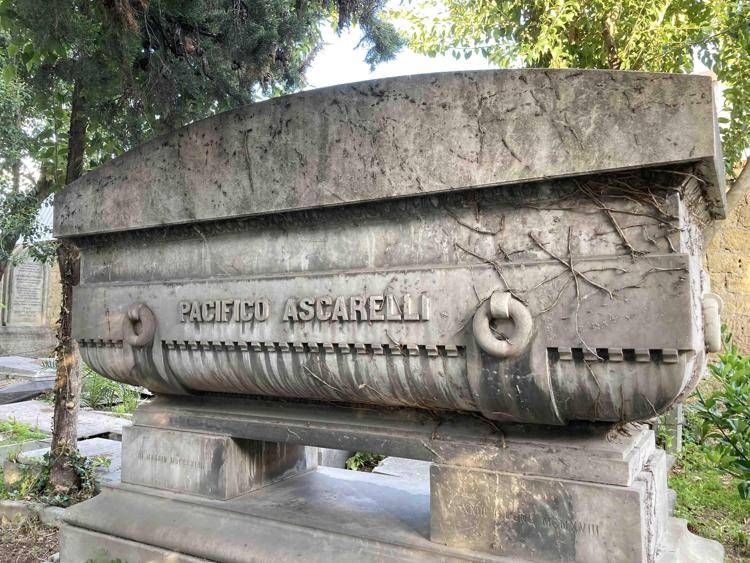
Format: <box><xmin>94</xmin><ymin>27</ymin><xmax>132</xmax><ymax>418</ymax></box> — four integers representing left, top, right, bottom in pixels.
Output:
<box><xmin>57</xmin><ymin>70</ymin><xmax>723</xmax><ymax>426</ymax></box>
<box><xmin>56</xmin><ymin>70</ymin><xmax>725</xmax><ymax>563</ymax></box>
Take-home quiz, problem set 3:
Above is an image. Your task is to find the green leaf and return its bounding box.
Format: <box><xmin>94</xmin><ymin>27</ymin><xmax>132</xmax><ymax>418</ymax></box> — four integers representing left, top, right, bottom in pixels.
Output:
<box><xmin>738</xmin><ymin>481</ymin><xmax>750</xmax><ymax>500</ymax></box>
<box><xmin>2</xmin><ymin>64</ymin><xmax>15</xmax><ymax>82</ymax></box>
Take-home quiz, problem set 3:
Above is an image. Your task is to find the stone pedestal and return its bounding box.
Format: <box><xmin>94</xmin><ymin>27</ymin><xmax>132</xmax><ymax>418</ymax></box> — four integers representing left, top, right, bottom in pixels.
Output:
<box><xmin>59</xmin><ymin>398</ymin><xmax>723</xmax><ymax>563</ymax></box>
<box><xmin>121</xmin><ymin>426</ymin><xmax>315</xmax><ymax>499</ymax></box>
<box><xmin>431</xmin><ymin>451</ymin><xmax>668</xmax><ymax>562</ymax></box>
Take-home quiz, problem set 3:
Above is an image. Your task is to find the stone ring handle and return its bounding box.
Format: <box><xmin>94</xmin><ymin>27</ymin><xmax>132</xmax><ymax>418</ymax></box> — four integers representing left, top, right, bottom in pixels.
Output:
<box><xmin>473</xmin><ymin>291</ymin><xmax>533</xmax><ymax>358</ymax></box>
<box><xmin>122</xmin><ymin>302</ymin><xmax>157</xmax><ymax>347</ymax></box>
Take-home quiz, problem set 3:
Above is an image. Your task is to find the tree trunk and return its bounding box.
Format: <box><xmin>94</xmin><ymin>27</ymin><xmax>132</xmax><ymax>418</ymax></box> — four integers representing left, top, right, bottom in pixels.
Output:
<box><xmin>11</xmin><ymin>161</ymin><xmax>20</xmax><ymax>193</ymax></box>
<box><xmin>49</xmin><ymin>240</ymin><xmax>81</xmax><ymax>489</ymax></box>
<box><xmin>49</xmin><ymin>79</ymin><xmax>88</xmax><ymax>491</ymax></box>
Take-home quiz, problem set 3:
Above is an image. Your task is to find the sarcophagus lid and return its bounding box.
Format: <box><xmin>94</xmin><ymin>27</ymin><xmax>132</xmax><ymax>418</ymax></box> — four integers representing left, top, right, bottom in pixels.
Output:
<box><xmin>55</xmin><ymin>70</ymin><xmax>725</xmax><ymax>425</ymax></box>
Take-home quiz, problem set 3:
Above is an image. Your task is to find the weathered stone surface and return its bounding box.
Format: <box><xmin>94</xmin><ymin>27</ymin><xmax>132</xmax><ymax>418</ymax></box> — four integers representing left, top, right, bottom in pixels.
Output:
<box><xmin>61</xmin><ymin>527</ymin><xmax>207</xmax><ymax>563</ymax></box>
<box><xmin>0</xmin><ymin>327</ymin><xmax>56</xmax><ymax>358</ymax></box>
<box><xmin>0</xmin><ymin>251</ymin><xmax>60</xmax><ymax>358</ymax></box>
<box><xmin>53</xmin><ymin>70</ymin><xmax>726</xmax><ymax>562</ymax></box>
<box><xmin>61</xmin><ymin>468</ymin><xmax>507</xmax><ymax>562</ymax></box>
<box><xmin>134</xmin><ymin>395</ymin><xmax>654</xmax><ymax>487</ymax></box>
<box><xmin>0</xmin><ymin>500</ymin><xmax>43</xmax><ymax>523</ymax></box>
<box><xmin>0</xmin><ymin>438</ymin><xmax>50</xmax><ymax>463</ymax></box>
<box><xmin>54</xmin><ymin>70</ymin><xmax>724</xmax><ymax>238</ymax></box>
<box><xmin>121</xmin><ymin>425</ymin><xmax>314</xmax><ymax>499</ymax></box>
<box><xmin>39</xmin><ymin>505</ymin><xmax>67</xmax><ymax>528</ymax></box>
<box><xmin>59</xmin><ymin>464</ymin><xmax>722</xmax><ymax>563</ymax></box>
<box><xmin>0</xmin><ymin>379</ymin><xmax>55</xmax><ymax>405</ymax></box>
<box><xmin>706</xmin><ymin>192</ymin><xmax>750</xmax><ymax>353</ymax></box>
<box><xmin>6</xmin><ymin>260</ymin><xmax>47</xmax><ymax>325</ymax></box>
<box><xmin>658</xmin><ymin>518</ymin><xmax>725</xmax><ymax>563</ymax></box>
<box><xmin>318</xmin><ymin>448</ymin><xmax>352</xmax><ymax>469</ymax></box>
<box><xmin>430</xmin><ymin>449</ymin><xmax>670</xmax><ymax>562</ymax></box>
<box><xmin>71</xmin><ymin>193</ymin><xmax>709</xmax><ymax>422</ymax></box>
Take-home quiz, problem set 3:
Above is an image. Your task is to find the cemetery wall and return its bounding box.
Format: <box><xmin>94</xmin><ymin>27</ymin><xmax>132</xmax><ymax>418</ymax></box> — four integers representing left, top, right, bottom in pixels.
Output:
<box><xmin>707</xmin><ymin>192</ymin><xmax>750</xmax><ymax>353</ymax></box>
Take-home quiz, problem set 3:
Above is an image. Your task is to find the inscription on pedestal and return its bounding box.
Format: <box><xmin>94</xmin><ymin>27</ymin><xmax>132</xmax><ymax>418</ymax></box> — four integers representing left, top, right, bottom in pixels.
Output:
<box><xmin>122</xmin><ymin>425</ymin><xmax>314</xmax><ymax>499</ymax></box>
<box><xmin>431</xmin><ymin>464</ymin><xmax>647</xmax><ymax>563</ymax></box>
<box><xmin>137</xmin><ymin>451</ymin><xmax>207</xmax><ymax>470</ymax></box>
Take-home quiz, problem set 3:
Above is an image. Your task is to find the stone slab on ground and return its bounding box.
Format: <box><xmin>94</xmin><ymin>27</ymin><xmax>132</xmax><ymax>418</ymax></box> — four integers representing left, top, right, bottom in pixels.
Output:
<box><xmin>19</xmin><ymin>438</ymin><xmax>122</xmax><ymax>480</ymax></box>
<box><xmin>0</xmin><ymin>356</ymin><xmax>55</xmax><ymax>380</ymax></box>
<box><xmin>0</xmin><ymin>379</ymin><xmax>55</xmax><ymax>405</ymax></box>
<box><xmin>374</xmin><ymin>457</ymin><xmax>432</xmax><ymax>482</ymax></box>
<box><xmin>0</xmin><ymin>438</ymin><xmax>50</xmax><ymax>463</ymax></box>
<box><xmin>0</xmin><ymin>400</ymin><xmax>129</xmax><ymax>439</ymax></box>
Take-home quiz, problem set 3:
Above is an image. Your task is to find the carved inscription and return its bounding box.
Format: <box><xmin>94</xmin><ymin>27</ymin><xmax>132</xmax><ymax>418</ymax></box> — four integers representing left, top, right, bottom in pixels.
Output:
<box><xmin>180</xmin><ymin>299</ymin><xmax>270</xmax><ymax>323</ymax></box>
<box><xmin>500</xmin><ymin>513</ymin><xmax>601</xmax><ymax>537</ymax></box>
<box><xmin>283</xmin><ymin>294</ymin><xmax>429</xmax><ymax>322</ymax></box>
<box><xmin>452</xmin><ymin>504</ymin><xmax>601</xmax><ymax>538</ymax></box>
<box><xmin>178</xmin><ymin>294</ymin><xmax>430</xmax><ymax>323</ymax></box>
<box><xmin>137</xmin><ymin>450</ymin><xmax>206</xmax><ymax>470</ymax></box>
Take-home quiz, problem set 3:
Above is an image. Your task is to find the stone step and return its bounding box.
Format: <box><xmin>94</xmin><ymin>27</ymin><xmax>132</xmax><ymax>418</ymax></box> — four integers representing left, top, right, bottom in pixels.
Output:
<box><xmin>657</xmin><ymin>518</ymin><xmax>725</xmax><ymax>562</ymax></box>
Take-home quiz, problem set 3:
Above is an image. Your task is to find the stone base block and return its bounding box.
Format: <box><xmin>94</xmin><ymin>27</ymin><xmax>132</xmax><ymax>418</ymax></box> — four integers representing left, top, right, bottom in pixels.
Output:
<box><xmin>431</xmin><ymin>450</ymin><xmax>668</xmax><ymax>562</ymax></box>
<box><xmin>122</xmin><ymin>425</ymin><xmax>315</xmax><ymax>499</ymax></box>
<box><xmin>59</xmin><ymin>467</ymin><xmax>723</xmax><ymax>563</ymax></box>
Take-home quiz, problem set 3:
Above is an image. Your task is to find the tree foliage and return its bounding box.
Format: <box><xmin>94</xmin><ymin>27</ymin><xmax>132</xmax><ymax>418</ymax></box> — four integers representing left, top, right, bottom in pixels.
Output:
<box><xmin>0</xmin><ymin>0</ymin><xmax>402</xmax><ymax>492</ymax></box>
<box><xmin>1</xmin><ymin>0</ymin><xmax>402</xmax><ymax>164</ymax></box>
<box><xmin>395</xmin><ymin>0</ymin><xmax>750</xmax><ymax>176</ymax></box>
<box><xmin>0</xmin><ymin>0</ymin><xmax>403</xmax><ymax>274</ymax></box>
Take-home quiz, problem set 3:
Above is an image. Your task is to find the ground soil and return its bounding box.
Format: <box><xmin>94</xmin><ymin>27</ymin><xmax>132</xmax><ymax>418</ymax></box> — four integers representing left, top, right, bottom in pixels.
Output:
<box><xmin>0</xmin><ymin>517</ymin><xmax>58</xmax><ymax>562</ymax></box>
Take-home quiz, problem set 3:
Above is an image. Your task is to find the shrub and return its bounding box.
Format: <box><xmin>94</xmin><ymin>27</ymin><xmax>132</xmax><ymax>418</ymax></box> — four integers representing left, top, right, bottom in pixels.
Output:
<box><xmin>0</xmin><ymin>419</ymin><xmax>46</xmax><ymax>446</ymax></box>
<box><xmin>1</xmin><ymin>447</ymin><xmax>110</xmax><ymax>507</ymax></box>
<box><xmin>81</xmin><ymin>364</ymin><xmax>142</xmax><ymax>414</ymax></box>
<box><xmin>345</xmin><ymin>452</ymin><xmax>384</xmax><ymax>472</ymax></box>
<box><xmin>690</xmin><ymin>331</ymin><xmax>750</xmax><ymax>498</ymax></box>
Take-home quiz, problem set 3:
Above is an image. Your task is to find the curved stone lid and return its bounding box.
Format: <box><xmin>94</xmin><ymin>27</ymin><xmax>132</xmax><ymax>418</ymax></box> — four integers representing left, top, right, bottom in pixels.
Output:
<box><xmin>54</xmin><ymin>69</ymin><xmax>725</xmax><ymax>237</ymax></box>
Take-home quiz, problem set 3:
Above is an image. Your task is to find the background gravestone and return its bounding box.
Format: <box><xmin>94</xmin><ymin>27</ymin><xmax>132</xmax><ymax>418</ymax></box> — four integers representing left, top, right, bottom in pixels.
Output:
<box><xmin>0</xmin><ymin>250</ymin><xmax>59</xmax><ymax>357</ymax></box>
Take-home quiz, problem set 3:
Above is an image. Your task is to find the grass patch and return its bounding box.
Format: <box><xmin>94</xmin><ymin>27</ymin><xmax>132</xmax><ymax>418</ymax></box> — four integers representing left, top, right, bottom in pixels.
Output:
<box><xmin>0</xmin><ymin>419</ymin><xmax>46</xmax><ymax>446</ymax></box>
<box><xmin>670</xmin><ymin>443</ymin><xmax>750</xmax><ymax>561</ymax></box>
